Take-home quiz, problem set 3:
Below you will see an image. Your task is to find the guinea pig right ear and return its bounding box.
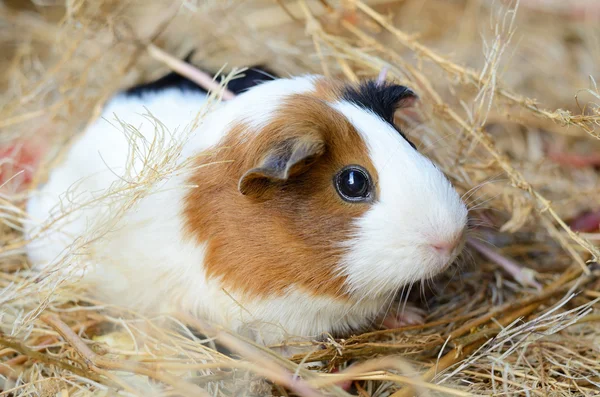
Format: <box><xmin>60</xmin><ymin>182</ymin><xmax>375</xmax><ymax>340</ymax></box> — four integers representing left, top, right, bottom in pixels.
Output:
<box><xmin>238</xmin><ymin>136</ymin><xmax>325</xmax><ymax>198</ymax></box>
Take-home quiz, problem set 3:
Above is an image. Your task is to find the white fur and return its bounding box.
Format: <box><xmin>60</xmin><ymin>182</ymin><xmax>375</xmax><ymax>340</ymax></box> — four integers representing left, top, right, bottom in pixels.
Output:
<box><xmin>25</xmin><ymin>75</ymin><xmax>467</xmax><ymax>346</ymax></box>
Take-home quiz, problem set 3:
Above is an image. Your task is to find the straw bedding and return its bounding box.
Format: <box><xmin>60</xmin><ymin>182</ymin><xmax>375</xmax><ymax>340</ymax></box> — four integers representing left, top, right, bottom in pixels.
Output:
<box><xmin>1</xmin><ymin>0</ymin><xmax>600</xmax><ymax>396</ymax></box>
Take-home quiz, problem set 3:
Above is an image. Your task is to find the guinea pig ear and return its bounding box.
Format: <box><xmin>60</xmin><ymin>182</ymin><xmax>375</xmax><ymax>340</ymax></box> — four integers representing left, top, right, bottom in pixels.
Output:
<box><xmin>343</xmin><ymin>81</ymin><xmax>419</xmax><ymax>125</ymax></box>
<box><xmin>238</xmin><ymin>136</ymin><xmax>325</xmax><ymax>198</ymax></box>
<box><xmin>394</xmin><ymin>87</ymin><xmax>418</xmax><ymax>109</ymax></box>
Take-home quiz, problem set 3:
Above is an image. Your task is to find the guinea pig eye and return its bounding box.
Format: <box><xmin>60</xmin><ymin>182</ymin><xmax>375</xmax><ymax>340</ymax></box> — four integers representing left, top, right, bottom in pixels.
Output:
<box><xmin>335</xmin><ymin>165</ymin><xmax>372</xmax><ymax>202</ymax></box>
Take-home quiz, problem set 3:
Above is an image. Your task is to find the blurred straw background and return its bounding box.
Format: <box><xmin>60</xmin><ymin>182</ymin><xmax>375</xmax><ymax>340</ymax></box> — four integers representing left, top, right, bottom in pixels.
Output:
<box><xmin>1</xmin><ymin>0</ymin><xmax>600</xmax><ymax>396</ymax></box>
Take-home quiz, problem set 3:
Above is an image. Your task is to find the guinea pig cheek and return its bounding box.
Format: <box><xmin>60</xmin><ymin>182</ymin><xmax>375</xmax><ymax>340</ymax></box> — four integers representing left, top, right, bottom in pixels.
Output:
<box><xmin>338</xmin><ymin>196</ymin><xmax>464</xmax><ymax>298</ymax></box>
<box><xmin>337</xmin><ymin>204</ymin><xmax>421</xmax><ymax>298</ymax></box>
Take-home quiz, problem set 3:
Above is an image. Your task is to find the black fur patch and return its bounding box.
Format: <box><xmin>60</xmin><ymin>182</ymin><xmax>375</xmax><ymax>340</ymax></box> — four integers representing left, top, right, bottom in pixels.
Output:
<box><xmin>125</xmin><ymin>69</ymin><xmax>208</xmax><ymax>96</ymax></box>
<box><xmin>342</xmin><ymin>80</ymin><xmax>417</xmax><ymax>148</ymax></box>
<box><xmin>125</xmin><ymin>54</ymin><xmax>278</xmax><ymax>98</ymax></box>
<box><xmin>226</xmin><ymin>67</ymin><xmax>278</xmax><ymax>95</ymax></box>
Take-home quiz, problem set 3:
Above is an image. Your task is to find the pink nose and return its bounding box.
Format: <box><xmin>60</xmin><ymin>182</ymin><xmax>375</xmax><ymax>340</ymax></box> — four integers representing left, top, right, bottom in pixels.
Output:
<box><xmin>430</xmin><ymin>232</ymin><xmax>465</xmax><ymax>256</ymax></box>
<box><xmin>431</xmin><ymin>241</ymin><xmax>456</xmax><ymax>255</ymax></box>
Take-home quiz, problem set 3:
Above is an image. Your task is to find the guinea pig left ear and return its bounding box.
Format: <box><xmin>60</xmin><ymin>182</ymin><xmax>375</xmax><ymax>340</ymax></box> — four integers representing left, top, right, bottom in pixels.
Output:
<box><xmin>238</xmin><ymin>136</ymin><xmax>325</xmax><ymax>198</ymax></box>
<box><xmin>377</xmin><ymin>83</ymin><xmax>418</xmax><ymax>111</ymax></box>
<box><xmin>394</xmin><ymin>87</ymin><xmax>418</xmax><ymax>109</ymax></box>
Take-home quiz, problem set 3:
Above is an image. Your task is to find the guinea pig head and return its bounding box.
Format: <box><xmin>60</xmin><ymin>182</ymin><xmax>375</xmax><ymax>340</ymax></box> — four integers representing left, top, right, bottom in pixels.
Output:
<box><xmin>183</xmin><ymin>78</ymin><xmax>467</xmax><ymax>302</ymax></box>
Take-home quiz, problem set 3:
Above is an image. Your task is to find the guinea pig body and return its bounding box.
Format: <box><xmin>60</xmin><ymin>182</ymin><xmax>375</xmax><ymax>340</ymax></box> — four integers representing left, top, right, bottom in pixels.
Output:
<box><xmin>25</xmin><ymin>71</ymin><xmax>467</xmax><ymax>345</ymax></box>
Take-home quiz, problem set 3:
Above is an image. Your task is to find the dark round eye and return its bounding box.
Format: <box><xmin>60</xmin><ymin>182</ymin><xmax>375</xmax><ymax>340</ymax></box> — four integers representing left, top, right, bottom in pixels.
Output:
<box><xmin>335</xmin><ymin>166</ymin><xmax>372</xmax><ymax>202</ymax></box>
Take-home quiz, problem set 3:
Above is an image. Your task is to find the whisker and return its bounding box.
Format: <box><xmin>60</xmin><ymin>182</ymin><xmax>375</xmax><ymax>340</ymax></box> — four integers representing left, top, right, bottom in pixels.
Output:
<box><xmin>467</xmin><ymin>192</ymin><xmax>503</xmax><ymax>212</ymax></box>
<box><xmin>460</xmin><ymin>174</ymin><xmax>506</xmax><ymax>202</ymax></box>
<box><xmin>401</xmin><ymin>281</ymin><xmax>415</xmax><ymax>316</ymax></box>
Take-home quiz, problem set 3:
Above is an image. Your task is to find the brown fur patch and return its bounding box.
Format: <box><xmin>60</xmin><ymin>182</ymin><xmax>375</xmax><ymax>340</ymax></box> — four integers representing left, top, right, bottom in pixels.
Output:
<box><xmin>312</xmin><ymin>77</ymin><xmax>345</xmax><ymax>102</ymax></box>
<box><xmin>183</xmin><ymin>93</ymin><xmax>376</xmax><ymax>300</ymax></box>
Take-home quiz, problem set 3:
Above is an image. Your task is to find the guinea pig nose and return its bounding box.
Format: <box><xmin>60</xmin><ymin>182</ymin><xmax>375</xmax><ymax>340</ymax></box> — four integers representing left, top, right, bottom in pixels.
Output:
<box><xmin>431</xmin><ymin>242</ymin><xmax>455</xmax><ymax>255</ymax></box>
<box><xmin>430</xmin><ymin>231</ymin><xmax>466</xmax><ymax>256</ymax></box>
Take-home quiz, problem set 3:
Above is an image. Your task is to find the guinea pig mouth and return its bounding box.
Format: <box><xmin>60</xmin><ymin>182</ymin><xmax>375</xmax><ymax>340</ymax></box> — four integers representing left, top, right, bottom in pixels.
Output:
<box><xmin>432</xmin><ymin>242</ymin><xmax>465</xmax><ymax>273</ymax></box>
<box><xmin>435</xmin><ymin>231</ymin><xmax>467</xmax><ymax>267</ymax></box>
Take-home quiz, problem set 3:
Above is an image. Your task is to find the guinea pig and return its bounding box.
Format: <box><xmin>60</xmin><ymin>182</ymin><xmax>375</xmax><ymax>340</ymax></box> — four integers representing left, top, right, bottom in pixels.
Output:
<box><xmin>25</xmin><ymin>65</ymin><xmax>468</xmax><ymax>347</ymax></box>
